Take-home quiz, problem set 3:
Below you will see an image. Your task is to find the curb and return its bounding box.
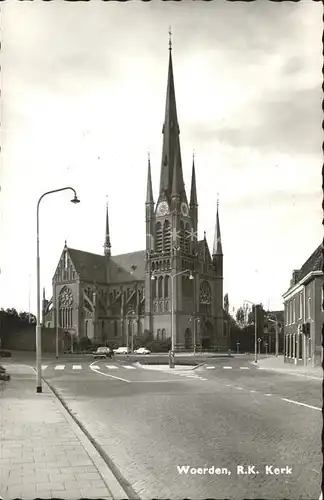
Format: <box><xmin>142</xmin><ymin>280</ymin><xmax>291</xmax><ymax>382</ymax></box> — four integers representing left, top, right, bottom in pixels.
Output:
<box><xmin>36</xmin><ymin>373</ymin><xmax>138</xmax><ymax>500</ymax></box>
<box><xmin>250</xmin><ymin>362</ymin><xmax>322</xmax><ymax>380</ymax></box>
<box><xmin>135</xmin><ymin>361</ymin><xmax>196</xmax><ymax>371</ymax></box>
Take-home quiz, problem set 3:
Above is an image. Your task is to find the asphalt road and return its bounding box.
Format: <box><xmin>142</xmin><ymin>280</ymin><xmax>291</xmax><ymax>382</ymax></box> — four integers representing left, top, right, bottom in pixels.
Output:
<box><xmin>16</xmin><ymin>354</ymin><xmax>320</xmax><ymax>500</ymax></box>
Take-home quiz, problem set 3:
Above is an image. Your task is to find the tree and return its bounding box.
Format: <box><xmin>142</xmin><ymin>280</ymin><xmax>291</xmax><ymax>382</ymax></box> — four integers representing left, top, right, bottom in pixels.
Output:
<box><xmin>236</xmin><ymin>307</ymin><xmax>245</xmax><ymax>328</ymax></box>
<box><xmin>224</xmin><ymin>293</ymin><xmax>229</xmax><ymax>314</ymax></box>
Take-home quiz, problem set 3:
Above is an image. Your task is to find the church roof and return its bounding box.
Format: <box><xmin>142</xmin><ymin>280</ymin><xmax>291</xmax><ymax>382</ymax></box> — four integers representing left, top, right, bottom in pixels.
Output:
<box><xmin>68</xmin><ymin>248</ymin><xmax>145</xmax><ymax>284</ymax></box>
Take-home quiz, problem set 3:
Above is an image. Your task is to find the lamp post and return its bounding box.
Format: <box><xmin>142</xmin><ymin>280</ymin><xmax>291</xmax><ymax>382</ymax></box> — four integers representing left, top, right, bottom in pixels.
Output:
<box><xmin>125</xmin><ymin>309</ymin><xmax>135</xmax><ymax>356</ymax></box>
<box><xmin>36</xmin><ymin>187</ymin><xmax>80</xmax><ymax>393</ymax></box>
<box><xmin>151</xmin><ymin>269</ymin><xmax>194</xmax><ymax>368</ymax></box>
<box><xmin>244</xmin><ymin>299</ymin><xmax>258</xmax><ymax>363</ymax></box>
<box><xmin>266</xmin><ymin>313</ymin><xmax>278</xmax><ymax>357</ymax></box>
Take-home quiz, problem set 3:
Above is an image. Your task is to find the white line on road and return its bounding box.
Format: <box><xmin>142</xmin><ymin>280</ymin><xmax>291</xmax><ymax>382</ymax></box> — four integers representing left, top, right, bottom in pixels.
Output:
<box><xmin>282</xmin><ymin>398</ymin><xmax>321</xmax><ymax>411</ymax></box>
<box><xmin>72</xmin><ymin>365</ymin><xmax>82</xmax><ymax>370</ymax></box>
<box><xmin>233</xmin><ymin>386</ymin><xmax>243</xmax><ymax>390</ymax></box>
<box><xmin>54</xmin><ymin>365</ymin><xmax>65</xmax><ymax>370</ymax></box>
<box><xmin>265</xmin><ymin>394</ymin><xmax>272</xmax><ymax>396</ymax></box>
<box><xmin>90</xmin><ymin>365</ymin><xmax>131</xmax><ymax>383</ymax></box>
<box><xmin>41</xmin><ymin>365</ymin><xmax>48</xmax><ymax>370</ymax></box>
<box><xmin>223</xmin><ymin>366</ymin><xmax>232</xmax><ymax>369</ymax></box>
<box><xmin>205</xmin><ymin>366</ymin><xmax>215</xmax><ymax>370</ymax></box>
<box><xmin>105</xmin><ymin>365</ymin><xmax>118</xmax><ymax>370</ymax></box>
<box><xmin>319</xmin><ymin>491</ymin><xmax>322</xmax><ymax>500</ymax></box>
<box><xmin>250</xmin><ymin>390</ymin><xmax>256</xmax><ymax>393</ymax></box>
<box><xmin>123</xmin><ymin>366</ymin><xmax>136</xmax><ymax>369</ymax></box>
<box><xmin>240</xmin><ymin>367</ymin><xmax>249</xmax><ymax>370</ymax></box>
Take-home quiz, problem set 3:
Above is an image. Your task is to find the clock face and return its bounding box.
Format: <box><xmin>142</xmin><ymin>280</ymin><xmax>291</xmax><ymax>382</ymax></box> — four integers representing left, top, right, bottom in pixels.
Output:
<box><xmin>181</xmin><ymin>202</ymin><xmax>189</xmax><ymax>216</ymax></box>
<box><xmin>157</xmin><ymin>201</ymin><xmax>169</xmax><ymax>216</ymax></box>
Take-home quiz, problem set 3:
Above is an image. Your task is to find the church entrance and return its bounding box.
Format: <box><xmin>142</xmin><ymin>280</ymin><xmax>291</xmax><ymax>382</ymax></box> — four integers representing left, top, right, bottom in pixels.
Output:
<box><xmin>201</xmin><ymin>320</ymin><xmax>213</xmax><ymax>350</ymax></box>
<box><xmin>184</xmin><ymin>328</ymin><xmax>192</xmax><ymax>349</ymax></box>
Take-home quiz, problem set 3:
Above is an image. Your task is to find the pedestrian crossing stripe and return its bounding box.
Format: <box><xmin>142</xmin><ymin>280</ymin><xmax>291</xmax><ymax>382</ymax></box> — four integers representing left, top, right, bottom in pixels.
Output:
<box><xmin>41</xmin><ymin>365</ymin><xmax>48</xmax><ymax>370</ymax></box>
<box><xmin>72</xmin><ymin>365</ymin><xmax>82</xmax><ymax>370</ymax></box>
<box><xmin>54</xmin><ymin>365</ymin><xmax>65</xmax><ymax>370</ymax></box>
<box><xmin>106</xmin><ymin>365</ymin><xmax>118</xmax><ymax>370</ymax></box>
<box><xmin>240</xmin><ymin>367</ymin><xmax>249</xmax><ymax>370</ymax></box>
<box><xmin>223</xmin><ymin>366</ymin><xmax>232</xmax><ymax>369</ymax></box>
<box><xmin>205</xmin><ymin>366</ymin><xmax>215</xmax><ymax>369</ymax></box>
<box><xmin>123</xmin><ymin>365</ymin><xmax>136</xmax><ymax>369</ymax></box>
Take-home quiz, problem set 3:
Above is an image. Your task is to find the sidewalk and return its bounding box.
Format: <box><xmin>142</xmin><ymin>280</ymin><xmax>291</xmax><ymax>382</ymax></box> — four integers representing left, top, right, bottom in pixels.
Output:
<box><xmin>0</xmin><ymin>365</ymin><xmax>127</xmax><ymax>500</ymax></box>
<box><xmin>251</xmin><ymin>355</ymin><xmax>323</xmax><ymax>380</ymax></box>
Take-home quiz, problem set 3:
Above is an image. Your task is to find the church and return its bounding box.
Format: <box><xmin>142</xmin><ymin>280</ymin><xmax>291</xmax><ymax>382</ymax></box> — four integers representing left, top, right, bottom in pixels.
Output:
<box><xmin>44</xmin><ymin>40</ymin><xmax>228</xmax><ymax>352</ymax></box>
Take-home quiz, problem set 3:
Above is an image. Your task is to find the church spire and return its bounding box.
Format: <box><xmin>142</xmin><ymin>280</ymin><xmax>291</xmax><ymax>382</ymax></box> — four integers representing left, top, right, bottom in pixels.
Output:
<box><xmin>189</xmin><ymin>151</ymin><xmax>198</xmax><ymax>207</ymax></box>
<box><xmin>146</xmin><ymin>152</ymin><xmax>154</xmax><ymax>204</ymax></box>
<box><xmin>212</xmin><ymin>196</ymin><xmax>222</xmax><ymax>256</ymax></box>
<box><xmin>159</xmin><ymin>30</ymin><xmax>186</xmax><ymax>203</ymax></box>
<box><xmin>104</xmin><ymin>197</ymin><xmax>111</xmax><ymax>256</ymax></box>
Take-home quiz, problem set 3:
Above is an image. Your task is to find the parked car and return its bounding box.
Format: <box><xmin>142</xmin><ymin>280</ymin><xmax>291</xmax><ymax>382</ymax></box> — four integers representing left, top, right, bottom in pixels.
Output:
<box><xmin>0</xmin><ymin>365</ymin><xmax>10</xmax><ymax>381</ymax></box>
<box><xmin>114</xmin><ymin>347</ymin><xmax>130</xmax><ymax>355</ymax></box>
<box><xmin>134</xmin><ymin>347</ymin><xmax>151</xmax><ymax>355</ymax></box>
<box><xmin>93</xmin><ymin>347</ymin><xmax>112</xmax><ymax>359</ymax></box>
<box><xmin>0</xmin><ymin>350</ymin><xmax>11</xmax><ymax>358</ymax></box>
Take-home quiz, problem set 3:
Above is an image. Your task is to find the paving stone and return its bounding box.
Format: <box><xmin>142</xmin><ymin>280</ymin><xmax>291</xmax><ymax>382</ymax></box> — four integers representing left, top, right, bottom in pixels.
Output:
<box><xmin>52</xmin><ymin>488</ymin><xmax>83</xmax><ymax>499</ymax></box>
<box><xmin>36</xmin><ymin>481</ymin><xmax>65</xmax><ymax>491</ymax></box>
<box><xmin>81</xmin><ymin>487</ymin><xmax>111</xmax><ymax>498</ymax></box>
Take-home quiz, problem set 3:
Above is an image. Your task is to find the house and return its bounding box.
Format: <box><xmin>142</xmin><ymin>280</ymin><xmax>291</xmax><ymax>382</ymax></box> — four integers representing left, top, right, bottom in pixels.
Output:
<box><xmin>282</xmin><ymin>244</ymin><xmax>323</xmax><ymax>366</ymax></box>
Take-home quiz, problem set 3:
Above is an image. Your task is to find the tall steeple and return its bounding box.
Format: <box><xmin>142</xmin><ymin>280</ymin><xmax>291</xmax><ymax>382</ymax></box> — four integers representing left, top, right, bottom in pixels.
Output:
<box><xmin>146</xmin><ymin>152</ymin><xmax>154</xmax><ymax>204</ymax></box>
<box><xmin>212</xmin><ymin>196</ymin><xmax>223</xmax><ymax>256</ymax></box>
<box><xmin>159</xmin><ymin>29</ymin><xmax>186</xmax><ymax>204</ymax></box>
<box><xmin>189</xmin><ymin>151</ymin><xmax>198</xmax><ymax>207</ymax></box>
<box><xmin>104</xmin><ymin>197</ymin><xmax>111</xmax><ymax>257</ymax></box>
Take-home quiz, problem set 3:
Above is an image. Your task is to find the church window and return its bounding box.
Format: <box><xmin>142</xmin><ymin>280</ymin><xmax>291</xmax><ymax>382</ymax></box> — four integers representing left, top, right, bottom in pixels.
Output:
<box><xmin>163</xmin><ymin>220</ymin><xmax>171</xmax><ymax>252</ymax></box>
<box><xmin>58</xmin><ymin>287</ymin><xmax>73</xmax><ymax>328</ymax></box>
<box><xmin>184</xmin><ymin>224</ymin><xmax>190</xmax><ymax>253</ymax></box>
<box><xmin>164</xmin><ymin>275</ymin><xmax>170</xmax><ymax>297</ymax></box>
<box><xmin>152</xmin><ymin>278</ymin><xmax>157</xmax><ymax>299</ymax></box>
<box><xmin>157</xmin><ymin>329</ymin><xmax>161</xmax><ymax>340</ymax></box>
<box><xmin>161</xmin><ymin>328</ymin><xmax>166</xmax><ymax>340</ymax></box>
<box><xmin>155</xmin><ymin>222</ymin><xmax>163</xmax><ymax>253</ymax></box>
<box><xmin>167</xmin><ymin>259</ymin><xmax>170</xmax><ymax>269</ymax></box>
<box><xmin>158</xmin><ymin>276</ymin><xmax>163</xmax><ymax>298</ymax></box>
<box><xmin>199</xmin><ymin>281</ymin><xmax>212</xmax><ymax>314</ymax></box>
<box><xmin>180</xmin><ymin>221</ymin><xmax>185</xmax><ymax>251</ymax></box>
<box><xmin>152</xmin><ymin>262</ymin><xmax>155</xmax><ymax>271</ymax></box>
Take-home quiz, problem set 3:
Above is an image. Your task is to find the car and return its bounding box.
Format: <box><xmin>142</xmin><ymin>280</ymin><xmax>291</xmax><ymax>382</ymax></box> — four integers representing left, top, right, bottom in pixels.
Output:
<box><xmin>93</xmin><ymin>347</ymin><xmax>112</xmax><ymax>359</ymax></box>
<box><xmin>0</xmin><ymin>350</ymin><xmax>11</xmax><ymax>358</ymax></box>
<box><xmin>114</xmin><ymin>347</ymin><xmax>130</xmax><ymax>355</ymax></box>
<box><xmin>134</xmin><ymin>347</ymin><xmax>151</xmax><ymax>355</ymax></box>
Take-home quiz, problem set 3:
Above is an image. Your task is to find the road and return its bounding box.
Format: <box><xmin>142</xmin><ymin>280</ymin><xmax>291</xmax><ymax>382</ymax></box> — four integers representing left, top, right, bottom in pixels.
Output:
<box><xmin>10</xmin><ymin>354</ymin><xmax>318</xmax><ymax>500</ymax></box>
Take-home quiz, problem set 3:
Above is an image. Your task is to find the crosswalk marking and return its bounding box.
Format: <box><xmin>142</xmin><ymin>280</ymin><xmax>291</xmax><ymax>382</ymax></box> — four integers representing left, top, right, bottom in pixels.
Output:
<box><xmin>41</xmin><ymin>365</ymin><xmax>48</xmax><ymax>370</ymax></box>
<box><xmin>205</xmin><ymin>366</ymin><xmax>215</xmax><ymax>370</ymax></box>
<box><xmin>72</xmin><ymin>365</ymin><xmax>82</xmax><ymax>370</ymax></box>
<box><xmin>106</xmin><ymin>365</ymin><xmax>118</xmax><ymax>370</ymax></box>
<box><xmin>240</xmin><ymin>367</ymin><xmax>249</xmax><ymax>370</ymax></box>
<box><xmin>54</xmin><ymin>365</ymin><xmax>65</xmax><ymax>370</ymax></box>
<box><xmin>123</xmin><ymin>365</ymin><xmax>136</xmax><ymax>369</ymax></box>
<box><xmin>223</xmin><ymin>366</ymin><xmax>232</xmax><ymax>369</ymax></box>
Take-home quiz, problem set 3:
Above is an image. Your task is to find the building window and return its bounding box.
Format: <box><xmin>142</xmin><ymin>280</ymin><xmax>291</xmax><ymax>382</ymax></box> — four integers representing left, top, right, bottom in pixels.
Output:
<box><xmin>307</xmin><ymin>296</ymin><xmax>311</xmax><ymax>320</ymax></box>
<box><xmin>157</xmin><ymin>329</ymin><xmax>161</xmax><ymax>340</ymax></box>
<box><xmin>163</xmin><ymin>220</ymin><xmax>171</xmax><ymax>252</ymax></box>
<box><xmin>158</xmin><ymin>276</ymin><xmax>163</xmax><ymax>298</ymax></box>
<box><xmin>155</xmin><ymin>222</ymin><xmax>163</xmax><ymax>253</ymax></box>
<box><xmin>161</xmin><ymin>328</ymin><xmax>166</xmax><ymax>340</ymax></box>
<box><xmin>299</xmin><ymin>292</ymin><xmax>303</xmax><ymax>320</ymax></box>
<box><xmin>164</xmin><ymin>275</ymin><xmax>170</xmax><ymax>298</ymax></box>
<box><xmin>292</xmin><ymin>298</ymin><xmax>296</xmax><ymax>324</ymax></box>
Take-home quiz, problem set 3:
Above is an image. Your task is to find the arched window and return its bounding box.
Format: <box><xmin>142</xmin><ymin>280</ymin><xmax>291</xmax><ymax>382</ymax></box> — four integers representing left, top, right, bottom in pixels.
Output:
<box><xmin>157</xmin><ymin>329</ymin><xmax>161</xmax><ymax>340</ymax></box>
<box><xmin>163</xmin><ymin>220</ymin><xmax>171</xmax><ymax>252</ymax></box>
<box><xmin>199</xmin><ymin>281</ymin><xmax>212</xmax><ymax>314</ymax></box>
<box><xmin>152</xmin><ymin>262</ymin><xmax>155</xmax><ymax>271</ymax></box>
<box><xmin>155</xmin><ymin>222</ymin><xmax>163</xmax><ymax>253</ymax></box>
<box><xmin>164</xmin><ymin>275</ymin><xmax>170</xmax><ymax>297</ymax></box>
<box><xmin>167</xmin><ymin>259</ymin><xmax>171</xmax><ymax>269</ymax></box>
<box><xmin>152</xmin><ymin>277</ymin><xmax>157</xmax><ymax>299</ymax></box>
<box><xmin>59</xmin><ymin>286</ymin><xmax>73</xmax><ymax>329</ymax></box>
<box><xmin>158</xmin><ymin>276</ymin><xmax>163</xmax><ymax>298</ymax></box>
<box><xmin>184</xmin><ymin>224</ymin><xmax>190</xmax><ymax>253</ymax></box>
<box><xmin>161</xmin><ymin>328</ymin><xmax>166</xmax><ymax>340</ymax></box>
<box><xmin>180</xmin><ymin>220</ymin><xmax>185</xmax><ymax>251</ymax></box>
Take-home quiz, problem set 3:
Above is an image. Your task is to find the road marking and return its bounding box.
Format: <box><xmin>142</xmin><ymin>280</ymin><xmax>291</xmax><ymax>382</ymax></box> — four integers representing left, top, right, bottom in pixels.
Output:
<box><xmin>106</xmin><ymin>365</ymin><xmax>118</xmax><ymax>370</ymax></box>
<box><xmin>240</xmin><ymin>367</ymin><xmax>249</xmax><ymax>370</ymax></box>
<box><xmin>41</xmin><ymin>365</ymin><xmax>48</xmax><ymax>370</ymax></box>
<box><xmin>54</xmin><ymin>365</ymin><xmax>65</xmax><ymax>370</ymax></box>
<box><xmin>223</xmin><ymin>366</ymin><xmax>232</xmax><ymax>369</ymax></box>
<box><xmin>319</xmin><ymin>491</ymin><xmax>322</xmax><ymax>500</ymax></box>
<box><xmin>265</xmin><ymin>393</ymin><xmax>272</xmax><ymax>396</ymax></box>
<box><xmin>90</xmin><ymin>365</ymin><xmax>131</xmax><ymax>383</ymax></box>
<box><xmin>234</xmin><ymin>386</ymin><xmax>243</xmax><ymax>390</ymax></box>
<box><xmin>250</xmin><ymin>390</ymin><xmax>256</xmax><ymax>393</ymax></box>
<box><xmin>205</xmin><ymin>366</ymin><xmax>215</xmax><ymax>370</ymax></box>
<box><xmin>281</xmin><ymin>398</ymin><xmax>321</xmax><ymax>411</ymax></box>
<box><xmin>72</xmin><ymin>365</ymin><xmax>82</xmax><ymax>370</ymax></box>
<box><xmin>123</xmin><ymin>366</ymin><xmax>136</xmax><ymax>369</ymax></box>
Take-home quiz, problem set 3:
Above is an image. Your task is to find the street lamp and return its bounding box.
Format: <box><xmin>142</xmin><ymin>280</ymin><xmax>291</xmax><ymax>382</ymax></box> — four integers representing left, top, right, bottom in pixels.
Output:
<box><xmin>36</xmin><ymin>187</ymin><xmax>80</xmax><ymax>393</ymax></box>
<box><xmin>266</xmin><ymin>313</ymin><xmax>279</xmax><ymax>357</ymax></box>
<box><xmin>151</xmin><ymin>269</ymin><xmax>194</xmax><ymax>368</ymax></box>
<box><xmin>125</xmin><ymin>309</ymin><xmax>135</xmax><ymax>356</ymax></box>
<box><xmin>244</xmin><ymin>299</ymin><xmax>258</xmax><ymax>363</ymax></box>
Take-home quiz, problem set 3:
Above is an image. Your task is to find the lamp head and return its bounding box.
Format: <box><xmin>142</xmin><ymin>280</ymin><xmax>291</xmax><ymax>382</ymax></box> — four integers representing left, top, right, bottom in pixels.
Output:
<box><xmin>151</xmin><ymin>274</ymin><xmax>156</xmax><ymax>280</ymax></box>
<box><xmin>71</xmin><ymin>195</ymin><xmax>80</xmax><ymax>204</ymax></box>
<box><xmin>189</xmin><ymin>272</ymin><xmax>194</xmax><ymax>280</ymax></box>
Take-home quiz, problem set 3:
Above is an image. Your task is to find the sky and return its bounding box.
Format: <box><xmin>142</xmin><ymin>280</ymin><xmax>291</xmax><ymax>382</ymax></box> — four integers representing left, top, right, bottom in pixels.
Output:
<box><xmin>0</xmin><ymin>0</ymin><xmax>322</xmax><ymax>316</ymax></box>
